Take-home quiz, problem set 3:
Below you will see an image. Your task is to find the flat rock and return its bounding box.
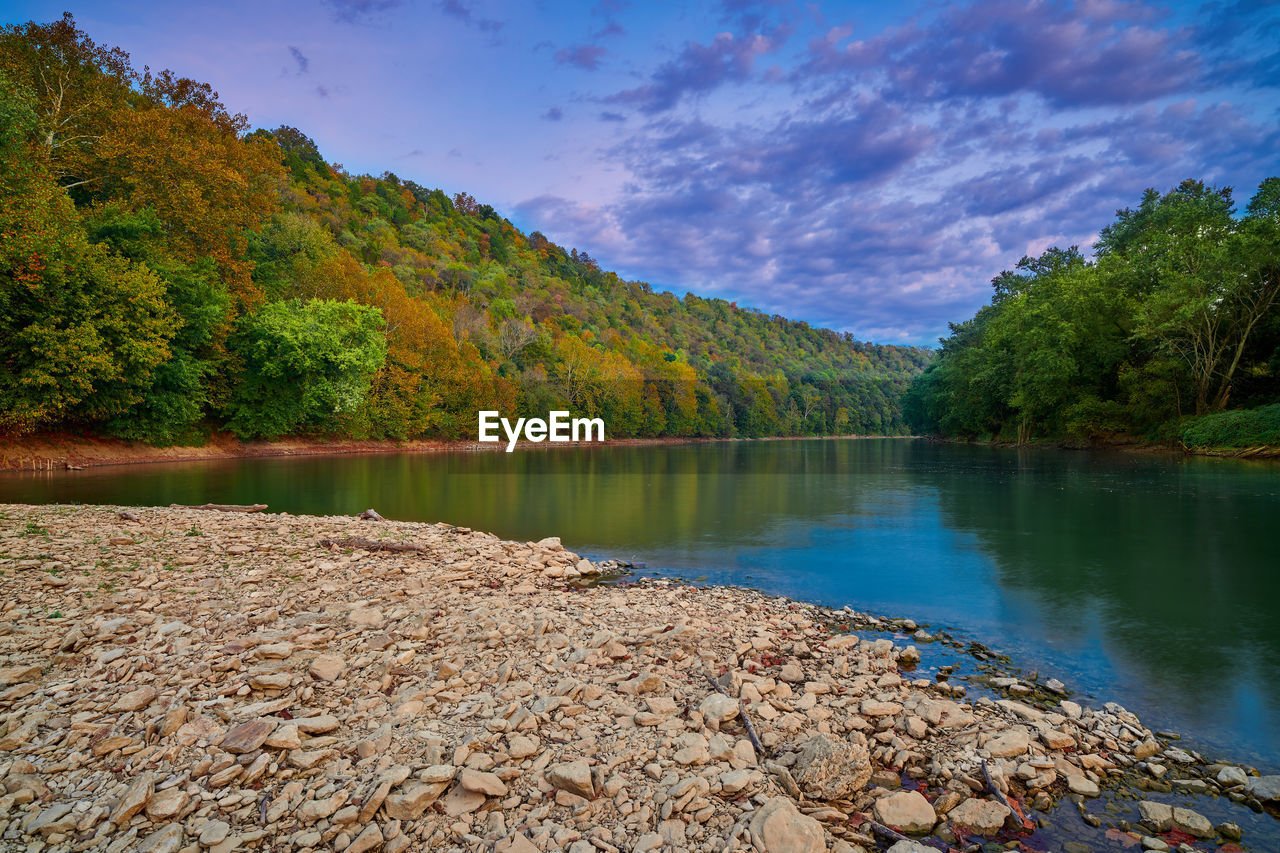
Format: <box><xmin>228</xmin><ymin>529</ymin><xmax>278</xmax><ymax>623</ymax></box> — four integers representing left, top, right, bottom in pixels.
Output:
<box><xmin>873</xmin><ymin>790</ymin><xmax>936</xmax><ymax>834</ymax></box>
<box><xmin>111</xmin><ymin>772</ymin><xmax>154</xmax><ymax>824</ymax></box>
<box><xmin>547</xmin><ymin>760</ymin><xmax>594</xmax><ymax>798</ymax></box>
<box><xmin>986</xmin><ymin>729</ymin><xmax>1030</xmax><ymax>758</ymax></box>
<box><xmin>747</xmin><ymin>796</ymin><xmax>825</xmax><ymax>853</ymax></box>
<box><xmin>1171</xmin><ymin>806</ymin><xmax>1213</xmax><ymax>839</ymax></box>
<box><xmin>384</xmin><ymin>782</ymin><xmax>449</xmax><ymax>820</ymax></box>
<box><xmin>459</xmin><ymin>768</ymin><xmax>506</xmax><ymax>796</ymax></box>
<box><xmin>1248</xmin><ymin>775</ymin><xmax>1280</xmax><ymax>802</ymax></box>
<box><xmin>308</xmin><ymin>654</ymin><xmax>346</xmax><ymax>682</ymax></box>
<box><xmin>220</xmin><ymin>718</ymin><xmax>277</xmax><ymax>754</ymax></box>
<box><xmin>1138</xmin><ymin>801</ymin><xmax>1172</xmax><ymax>832</ymax></box>
<box><xmin>1067</xmin><ymin>775</ymin><xmax>1100</xmax><ymax>796</ymax></box>
<box><xmin>113</xmin><ymin>685</ymin><xmax>159</xmax><ymax>712</ymax></box>
<box><xmin>946</xmin><ymin>797</ymin><xmax>1010</xmax><ymax>835</ymax></box>
<box><xmin>136</xmin><ymin>823</ymin><xmax>185</xmax><ymax>853</ymax></box>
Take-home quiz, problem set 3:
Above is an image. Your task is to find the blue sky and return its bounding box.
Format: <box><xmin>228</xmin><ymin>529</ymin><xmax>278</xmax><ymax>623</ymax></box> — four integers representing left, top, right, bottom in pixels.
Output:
<box><xmin>2</xmin><ymin>0</ymin><xmax>1278</xmax><ymax>344</ymax></box>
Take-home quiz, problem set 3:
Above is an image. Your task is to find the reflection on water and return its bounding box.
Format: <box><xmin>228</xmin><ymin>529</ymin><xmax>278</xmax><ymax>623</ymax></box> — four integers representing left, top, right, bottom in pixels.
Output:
<box><xmin>2</xmin><ymin>438</ymin><xmax>1277</xmax><ymax>768</ymax></box>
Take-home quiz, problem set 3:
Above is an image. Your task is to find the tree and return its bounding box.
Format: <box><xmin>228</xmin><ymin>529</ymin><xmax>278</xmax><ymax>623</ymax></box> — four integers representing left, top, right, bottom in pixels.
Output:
<box><xmin>225</xmin><ymin>299</ymin><xmax>387</xmax><ymax>440</ymax></box>
<box><xmin>1123</xmin><ymin>181</ymin><xmax>1280</xmax><ymax>413</ymax></box>
<box><xmin>0</xmin><ymin>76</ymin><xmax>173</xmax><ymax>433</ymax></box>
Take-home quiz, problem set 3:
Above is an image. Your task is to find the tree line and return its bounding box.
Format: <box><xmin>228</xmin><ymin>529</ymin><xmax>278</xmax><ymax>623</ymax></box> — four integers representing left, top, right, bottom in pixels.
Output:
<box><xmin>0</xmin><ymin>15</ymin><xmax>929</xmax><ymax>446</ymax></box>
<box><xmin>904</xmin><ymin>178</ymin><xmax>1280</xmax><ymax>448</ymax></box>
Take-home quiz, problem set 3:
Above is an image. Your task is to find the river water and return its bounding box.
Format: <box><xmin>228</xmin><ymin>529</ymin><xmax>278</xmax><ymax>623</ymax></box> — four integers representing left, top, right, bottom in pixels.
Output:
<box><xmin>3</xmin><ymin>437</ymin><xmax>1277</xmax><ymax>773</ymax></box>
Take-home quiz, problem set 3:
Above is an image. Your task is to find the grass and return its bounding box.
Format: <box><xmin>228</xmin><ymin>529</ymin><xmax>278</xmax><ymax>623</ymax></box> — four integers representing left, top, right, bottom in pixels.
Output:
<box><xmin>1180</xmin><ymin>402</ymin><xmax>1280</xmax><ymax>448</ymax></box>
<box><xmin>20</xmin><ymin>521</ymin><xmax>49</xmax><ymax>537</ymax></box>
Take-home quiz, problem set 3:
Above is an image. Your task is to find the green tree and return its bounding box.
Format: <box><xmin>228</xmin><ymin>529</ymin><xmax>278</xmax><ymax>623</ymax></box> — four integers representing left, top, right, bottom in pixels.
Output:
<box><xmin>225</xmin><ymin>299</ymin><xmax>387</xmax><ymax>439</ymax></box>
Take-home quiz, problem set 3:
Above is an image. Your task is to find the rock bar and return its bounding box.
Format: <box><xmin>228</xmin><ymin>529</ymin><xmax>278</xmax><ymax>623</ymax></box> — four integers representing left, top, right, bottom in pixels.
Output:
<box><xmin>0</xmin><ymin>504</ymin><xmax>1264</xmax><ymax>852</ymax></box>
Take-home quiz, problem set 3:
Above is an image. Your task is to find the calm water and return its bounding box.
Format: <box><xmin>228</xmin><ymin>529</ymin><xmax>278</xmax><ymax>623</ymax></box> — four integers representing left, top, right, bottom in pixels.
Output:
<box><xmin>3</xmin><ymin>438</ymin><xmax>1278</xmax><ymax>770</ymax></box>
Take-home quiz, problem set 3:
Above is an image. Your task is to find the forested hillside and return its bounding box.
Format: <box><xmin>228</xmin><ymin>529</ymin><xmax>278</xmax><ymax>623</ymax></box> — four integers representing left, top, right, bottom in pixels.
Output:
<box><xmin>904</xmin><ymin>179</ymin><xmax>1280</xmax><ymax>448</ymax></box>
<box><xmin>0</xmin><ymin>15</ymin><xmax>929</xmax><ymax>446</ymax></box>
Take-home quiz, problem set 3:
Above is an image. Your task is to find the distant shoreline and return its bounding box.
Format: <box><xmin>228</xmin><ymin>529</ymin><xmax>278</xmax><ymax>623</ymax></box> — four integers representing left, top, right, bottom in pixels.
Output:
<box><xmin>0</xmin><ymin>432</ymin><xmax>918</xmax><ymax>472</ymax></box>
<box><xmin>925</xmin><ymin>434</ymin><xmax>1280</xmax><ymax>462</ymax></box>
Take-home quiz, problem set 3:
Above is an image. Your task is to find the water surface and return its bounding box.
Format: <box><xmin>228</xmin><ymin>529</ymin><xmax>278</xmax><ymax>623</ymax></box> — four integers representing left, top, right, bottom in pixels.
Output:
<box><xmin>3</xmin><ymin>438</ymin><xmax>1277</xmax><ymax>770</ymax></box>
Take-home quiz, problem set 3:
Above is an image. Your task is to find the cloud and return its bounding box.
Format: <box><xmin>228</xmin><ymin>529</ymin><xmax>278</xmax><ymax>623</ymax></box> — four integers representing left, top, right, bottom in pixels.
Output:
<box><xmin>438</xmin><ymin>0</ymin><xmax>505</xmax><ymax>34</ymax></box>
<box><xmin>288</xmin><ymin>46</ymin><xmax>309</xmax><ymax>75</ymax></box>
<box><xmin>542</xmin><ymin>106</ymin><xmax>564</xmax><ymax>121</ymax></box>
<box><xmin>599</xmin><ymin>111</ymin><xmax>627</xmax><ymax>122</ymax></box>
<box><xmin>801</xmin><ymin>0</ymin><xmax>1209</xmax><ymax>108</ymax></box>
<box><xmin>605</xmin><ymin>29</ymin><xmax>786</xmax><ymax>113</ymax></box>
<box><xmin>555</xmin><ymin>44</ymin><xmax>608</xmax><ymax>71</ymax></box>
<box><xmin>323</xmin><ymin>0</ymin><xmax>401</xmax><ymax>24</ymax></box>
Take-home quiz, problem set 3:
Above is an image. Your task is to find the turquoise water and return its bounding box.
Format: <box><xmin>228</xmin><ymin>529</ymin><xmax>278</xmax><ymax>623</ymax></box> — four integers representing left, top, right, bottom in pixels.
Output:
<box><xmin>3</xmin><ymin>437</ymin><xmax>1278</xmax><ymax>771</ymax></box>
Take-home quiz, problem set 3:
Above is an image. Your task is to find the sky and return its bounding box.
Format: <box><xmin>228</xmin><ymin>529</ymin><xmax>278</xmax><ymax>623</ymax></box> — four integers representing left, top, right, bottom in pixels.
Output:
<box><xmin>2</xmin><ymin>0</ymin><xmax>1278</xmax><ymax>345</ymax></box>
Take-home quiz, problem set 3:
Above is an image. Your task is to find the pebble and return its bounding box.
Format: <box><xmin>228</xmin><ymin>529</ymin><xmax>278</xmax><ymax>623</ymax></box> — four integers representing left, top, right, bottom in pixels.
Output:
<box><xmin>0</xmin><ymin>503</ymin><xmax>1239</xmax><ymax>853</ymax></box>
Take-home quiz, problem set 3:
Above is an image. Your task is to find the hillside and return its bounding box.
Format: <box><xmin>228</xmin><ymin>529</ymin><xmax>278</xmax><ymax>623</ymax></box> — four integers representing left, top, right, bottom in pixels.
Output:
<box><xmin>0</xmin><ymin>14</ymin><xmax>928</xmax><ymax>448</ymax></box>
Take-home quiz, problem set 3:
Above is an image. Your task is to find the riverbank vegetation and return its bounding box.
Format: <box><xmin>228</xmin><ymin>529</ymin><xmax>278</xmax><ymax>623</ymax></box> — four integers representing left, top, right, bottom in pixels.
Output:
<box><xmin>0</xmin><ymin>15</ymin><xmax>928</xmax><ymax>447</ymax></box>
<box><xmin>904</xmin><ymin>178</ymin><xmax>1280</xmax><ymax>448</ymax></box>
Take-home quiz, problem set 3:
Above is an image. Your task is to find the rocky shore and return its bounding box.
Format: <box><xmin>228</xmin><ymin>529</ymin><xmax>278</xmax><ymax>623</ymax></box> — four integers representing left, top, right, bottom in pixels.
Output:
<box><xmin>0</xmin><ymin>503</ymin><xmax>1274</xmax><ymax>853</ymax></box>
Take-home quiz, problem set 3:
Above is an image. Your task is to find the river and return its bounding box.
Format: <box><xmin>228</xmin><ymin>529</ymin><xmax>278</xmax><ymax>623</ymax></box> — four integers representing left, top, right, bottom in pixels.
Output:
<box><xmin>2</xmin><ymin>437</ymin><xmax>1277</xmax><ymax>773</ymax></box>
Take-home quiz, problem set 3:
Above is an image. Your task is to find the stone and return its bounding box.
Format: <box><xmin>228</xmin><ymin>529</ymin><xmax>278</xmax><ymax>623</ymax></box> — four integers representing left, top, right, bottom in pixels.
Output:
<box><xmin>546</xmin><ymin>760</ymin><xmax>594</xmax><ymax>798</ymax></box>
<box><xmin>886</xmin><ymin>843</ymin><xmax>935</xmax><ymax>853</ymax></box>
<box><xmin>872</xmin><ymin>790</ymin><xmax>936</xmax><ymax>834</ymax></box>
<box><xmin>384</xmin><ymin>782</ymin><xmax>449</xmax><ymax>820</ymax></box>
<box><xmin>1216</xmin><ymin>822</ymin><xmax>1242</xmax><ymax>842</ymax></box>
<box><xmin>747</xmin><ymin>796</ymin><xmax>825</xmax><ymax>853</ymax></box>
<box><xmin>294</xmin><ymin>713</ymin><xmax>340</xmax><ymax>733</ymax></box>
<box><xmin>720</xmin><ymin>769</ymin><xmax>753</xmax><ymax>794</ymax></box>
<box><xmin>699</xmin><ymin>694</ymin><xmax>739</xmax><ymax>730</ymax></box>
<box><xmin>264</xmin><ymin>723</ymin><xmax>301</xmax><ymax>749</ymax></box>
<box><xmin>617</xmin><ymin>672</ymin><xmax>663</xmax><ymax>694</ymax></box>
<box><xmin>198</xmin><ymin>820</ymin><xmax>230</xmax><ymax>846</ymax></box>
<box><xmin>346</xmin><ymin>823</ymin><xmax>384</xmax><ymax>853</ymax></box>
<box><xmin>308</xmin><ymin>654</ymin><xmax>346</xmax><ymax>682</ymax></box>
<box><xmin>507</xmin><ymin>735</ymin><xmax>539</xmax><ymax>759</ymax></box>
<box><xmin>1247</xmin><ymin>775</ymin><xmax>1280</xmax><ymax>802</ymax></box>
<box><xmin>28</xmin><ymin>803</ymin><xmax>75</xmax><ymax>836</ymax></box>
<box><xmin>145</xmin><ymin>788</ymin><xmax>189</xmax><ymax>821</ymax></box>
<box><xmin>442</xmin><ymin>784</ymin><xmax>486</xmax><ymax>816</ymax></box>
<box><xmin>0</xmin><ymin>664</ymin><xmax>42</xmax><ymax>685</ymax></box>
<box><xmin>348</xmin><ymin>607</ymin><xmax>383</xmax><ymax>627</ymax></box>
<box><xmin>113</xmin><ymin>685</ymin><xmax>159</xmax><ymax>712</ymax></box>
<box><xmin>986</xmin><ymin>729</ymin><xmax>1030</xmax><ymax>758</ymax></box>
<box><xmin>946</xmin><ymin>798</ymin><xmax>1010</xmax><ymax>835</ymax></box>
<box><xmin>111</xmin><ymin>772</ymin><xmax>154</xmax><ymax>824</ymax></box>
<box><xmin>136</xmin><ymin>823</ymin><xmax>185</xmax><ymax>853</ymax></box>
<box><xmin>496</xmin><ymin>834</ymin><xmax>540</xmax><ymax>853</ymax></box>
<box><xmin>220</xmin><ymin>718</ymin><xmax>277</xmax><ymax>753</ymax></box>
<box><xmin>1137</xmin><ymin>798</ymin><xmax>1173</xmax><ymax>831</ymax></box>
<box><xmin>459</xmin><ymin>768</ymin><xmax>506</xmax><ymax>796</ymax></box>
<box><xmin>673</xmin><ymin>733</ymin><xmax>710</xmax><ymax>765</ymax></box>
<box><xmin>860</xmin><ymin>699</ymin><xmax>902</xmax><ymax>717</ymax></box>
<box><xmin>1216</xmin><ymin>765</ymin><xmax>1248</xmax><ymax>788</ymax></box>
<box><xmin>1170</xmin><ymin>807</ymin><xmax>1213</xmax><ymax>839</ymax></box>
<box><xmin>1132</xmin><ymin>740</ymin><xmax>1161</xmax><ymax>759</ymax></box>
<box><xmin>790</xmin><ymin>733</ymin><xmax>871</xmax><ymax>800</ymax></box>
<box><xmin>1067</xmin><ymin>775</ymin><xmax>1100</xmax><ymax>796</ymax></box>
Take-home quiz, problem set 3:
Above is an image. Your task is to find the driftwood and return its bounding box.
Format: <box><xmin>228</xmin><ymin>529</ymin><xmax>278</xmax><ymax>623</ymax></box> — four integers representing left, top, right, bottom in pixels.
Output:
<box><xmin>981</xmin><ymin>758</ymin><xmax>1031</xmax><ymax>831</ymax></box>
<box><xmin>116</xmin><ymin>511</ymin><xmax>141</xmax><ymax>523</ymax></box>
<box><xmin>317</xmin><ymin>537</ymin><xmax>428</xmax><ymax>553</ymax></box>
<box><xmin>703</xmin><ymin>673</ymin><xmax>767</xmax><ymax>759</ymax></box>
<box><xmin>171</xmin><ymin>503</ymin><xmax>267</xmax><ymax>513</ymax></box>
<box><xmin>867</xmin><ymin>820</ymin><xmax>913</xmax><ymax>844</ymax></box>
<box><xmin>358</xmin><ymin>508</ymin><xmax>384</xmax><ymax>521</ymax></box>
